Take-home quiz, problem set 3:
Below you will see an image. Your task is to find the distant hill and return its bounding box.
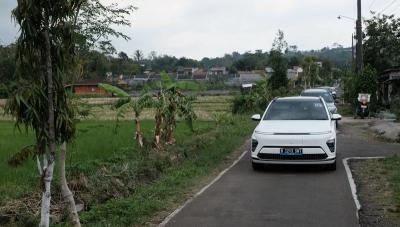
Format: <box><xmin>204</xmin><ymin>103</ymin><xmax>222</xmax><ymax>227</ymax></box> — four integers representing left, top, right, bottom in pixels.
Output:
<box><xmin>299</xmin><ymin>47</ymin><xmax>352</xmax><ymax>68</ymax></box>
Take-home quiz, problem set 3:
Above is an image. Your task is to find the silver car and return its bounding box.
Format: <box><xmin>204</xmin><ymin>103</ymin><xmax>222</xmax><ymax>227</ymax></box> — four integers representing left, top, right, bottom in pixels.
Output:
<box><xmin>301</xmin><ymin>89</ymin><xmax>337</xmax><ymax>114</ymax></box>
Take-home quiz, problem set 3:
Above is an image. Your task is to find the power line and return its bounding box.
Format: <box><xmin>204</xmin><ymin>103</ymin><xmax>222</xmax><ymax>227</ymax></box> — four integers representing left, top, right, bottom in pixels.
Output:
<box><xmin>379</xmin><ymin>0</ymin><xmax>398</xmax><ymax>14</ymax></box>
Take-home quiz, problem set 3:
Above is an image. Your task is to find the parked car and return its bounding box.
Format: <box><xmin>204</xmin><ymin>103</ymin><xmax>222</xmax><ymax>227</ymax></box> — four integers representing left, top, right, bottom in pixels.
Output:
<box><xmin>318</xmin><ymin>86</ymin><xmax>337</xmax><ymax>99</ymax></box>
<box><xmin>301</xmin><ymin>88</ymin><xmax>337</xmax><ymax>114</ymax></box>
<box><xmin>250</xmin><ymin>97</ymin><xmax>341</xmax><ymax>171</ymax></box>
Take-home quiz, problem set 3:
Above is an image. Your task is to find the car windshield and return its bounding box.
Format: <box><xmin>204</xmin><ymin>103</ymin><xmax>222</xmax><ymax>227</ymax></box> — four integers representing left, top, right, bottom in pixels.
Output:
<box><xmin>301</xmin><ymin>92</ymin><xmax>334</xmax><ymax>103</ymax></box>
<box><xmin>264</xmin><ymin>99</ymin><xmax>329</xmax><ymax>120</ymax></box>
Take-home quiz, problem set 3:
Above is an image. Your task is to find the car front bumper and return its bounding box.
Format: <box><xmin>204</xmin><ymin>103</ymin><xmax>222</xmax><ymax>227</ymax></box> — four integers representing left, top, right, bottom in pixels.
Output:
<box><xmin>251</xmin><ymin>157</ymin><xmax>336</xmax><ymax>165</ymax></box>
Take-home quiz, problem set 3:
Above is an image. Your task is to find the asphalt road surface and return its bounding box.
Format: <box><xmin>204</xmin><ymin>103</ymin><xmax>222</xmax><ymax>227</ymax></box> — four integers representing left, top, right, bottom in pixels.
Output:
<box><xmin>164</xmin><ymin>123</ymin><xmax>400</xmax><ymax>227</ymax></box>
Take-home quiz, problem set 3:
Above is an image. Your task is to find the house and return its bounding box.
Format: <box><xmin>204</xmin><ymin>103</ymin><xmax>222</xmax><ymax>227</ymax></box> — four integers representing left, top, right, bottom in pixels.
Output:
<box><xmin>193</xmin><ymin>69</ymin><xmax>208</xmax><ymax>80</ymax></box>
<box><xmin>287</xmin><ymin>66</ymin><xmax>304</xmax><ymax>80</ymax></box>
<box><xmin>238</xmin><ymin>70</ymin><xmax>265</xmax><ymax>83</ymax></box>
<box><xmin>208</xmin><ymin>66</ymin><xmax>227</xmax><ymax>76</ymax></box>
<box><xmin>378</xmin><ymin>67</ymin><xmax>400</xmax><ymax>106</ymax></box>
<box><xmin>65</xmin><ymin>79</ymin><xmax>108</xmax><ymax>96</ymax></box>
<box><xmin>264</xmin><ymin>66</ymin><xmax>303</xmax><ymax>81</ymax></box>
<box><xmin>177</xmin><ymin>67</ymin><xmax>196</xmax><ymax>80</ymax></box>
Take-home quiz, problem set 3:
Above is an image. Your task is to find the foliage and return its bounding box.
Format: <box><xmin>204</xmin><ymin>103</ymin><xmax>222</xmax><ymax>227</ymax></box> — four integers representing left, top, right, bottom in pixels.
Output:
<box><xmin>0</xmin><ymin>44</ymin><xmax>16</xmax><ymax>97</ymax></box>
<box><xmin>0</xmin><ymin>120</ymin><xmax>215</xmax><ymax>225</ymax></box>
<box><xmin>364</xmin><ymin>14</ymin><xmax>400</xmax><ymax>73</ymax></box>
<box><xmin>272</xmin><ymin>30</ymin><xmax>288</xmax><ymax>53</ymax></box>
<box><xmin>343</xmin><ymin>65</ymin><xmax>378</xmax><ymax>111</ymax></box>
<box><xmin>153</xmin><ymin>73</ymin><xmax>198</xmax><ymax>146</ymax></box>
<box><xmin>269</xmin><ymin>50</ymin><xmax>288</xmax><ymax>90</ymax></box>
<box><xmin>232</xmin><ymin>94</ymin><xmax>259</xmax><ymax>114</ymax></box>
<box><xmin>76</xmin><ymin>0</ymin><xmax>136</xmax><ymax>54</ymax></box>
<box><xmin>300</xmin><ymin>56</ymin><xmax>320</xmax><ymax>88</ymax></box>
<box><xmin>99</xmin><ymin>83</ymin><xmax>129</xmax><ymax>97</ymax></box>
<box><xmin>233</xmin><ymin>51</ymin><xmax>267</xmax><ymax>71</ymax></box>
<box><xmin>232</xmin><ymin>79</ymin><xmax>272</xmax><ymax>114</ymax></box>
<box><xmin>7</xmin><ymin>0</ymin><xmax>80</xmax><ymax>161</ymax></box>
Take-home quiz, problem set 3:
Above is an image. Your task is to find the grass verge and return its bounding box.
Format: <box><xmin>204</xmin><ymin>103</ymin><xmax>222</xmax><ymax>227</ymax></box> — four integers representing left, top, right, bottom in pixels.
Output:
<box><xmin>0</xmin><ymin>115</ymin><xmax>255</xmax><ymax>226</ymax></box>
<box><xmin>351</xmin><ymin>157</ymin><xmax>400</xmax><ymax>226</ymax></box>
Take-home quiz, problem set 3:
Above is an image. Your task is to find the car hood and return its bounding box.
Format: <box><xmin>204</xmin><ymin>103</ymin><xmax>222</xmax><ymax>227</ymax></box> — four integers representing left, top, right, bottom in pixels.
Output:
<box><xmin>255</xmin><ymin>120</ymin><xmax>332</xmax><ymax>134</ymax></box>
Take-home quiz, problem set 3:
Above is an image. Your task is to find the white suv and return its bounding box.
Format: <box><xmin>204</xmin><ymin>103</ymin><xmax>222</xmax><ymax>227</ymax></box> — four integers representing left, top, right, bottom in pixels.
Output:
<box><xmin>250</xmin><ymin>97</ymin><xmax>341</xmax><ymax>171</ymax></box>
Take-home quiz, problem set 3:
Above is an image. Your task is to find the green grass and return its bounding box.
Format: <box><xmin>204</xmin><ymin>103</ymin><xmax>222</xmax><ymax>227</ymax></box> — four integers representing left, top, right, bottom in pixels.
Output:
<box><xmin>0</xmin><ymin>114</ymin><xmax>255</xmax><ymax>226</ymax></box>
<box><xmin>0</xmin><ymin>120</ymin><xmax>213</xmax><ymax>203</ymax></box>
<box><xmin>383</xmin><ymin>156</ymin><xmax>400</xmax><ymax>209</ymax></box>
<box><xmin>354</xmin><ymin>157</ymin><xmax>400</xmax><ymax>224</ymax></box>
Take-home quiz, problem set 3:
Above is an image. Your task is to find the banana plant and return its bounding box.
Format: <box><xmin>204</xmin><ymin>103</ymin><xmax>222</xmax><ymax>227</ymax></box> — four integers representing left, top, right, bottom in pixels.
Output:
<box><xmin>153</xmin><ymin>73</ymin><xmax>197</xmax><ymax>147</ymax></box>
<box><xmin>99</xmin><ymin>84</ymin><xmax>153</xmax><ymax>147</ymax></box>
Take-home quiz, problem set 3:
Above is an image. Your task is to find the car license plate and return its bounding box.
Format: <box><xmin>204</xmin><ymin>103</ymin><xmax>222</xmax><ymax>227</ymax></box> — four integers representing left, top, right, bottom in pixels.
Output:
<box><xmin>280</xmin><ymin>148</ymin><xmax>303</xmax><ymax>156</ymax></box>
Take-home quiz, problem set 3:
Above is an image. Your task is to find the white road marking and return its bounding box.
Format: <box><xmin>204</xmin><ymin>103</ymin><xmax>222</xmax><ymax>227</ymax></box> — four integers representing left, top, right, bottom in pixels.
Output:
<box><xmin>343</xmin><ymin>157</ymin><xmax>385</xmax><ymax>224</ymax></box>
<box><xmin>158</xmin><ymin>149</ymin><xmax>249</xmax><ymax>226</ymax></box>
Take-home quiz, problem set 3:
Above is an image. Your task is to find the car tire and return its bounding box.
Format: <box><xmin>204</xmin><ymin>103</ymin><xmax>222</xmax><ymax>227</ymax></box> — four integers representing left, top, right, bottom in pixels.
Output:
<box><xmin>326</xmin><ymin>161</ymin><xmax>336</xmax><ymax>171</ymax></box>
<box><xmin>252</xmin><ymin>161</ymin><xmax>264</xmax><ymax>171</ymax></box>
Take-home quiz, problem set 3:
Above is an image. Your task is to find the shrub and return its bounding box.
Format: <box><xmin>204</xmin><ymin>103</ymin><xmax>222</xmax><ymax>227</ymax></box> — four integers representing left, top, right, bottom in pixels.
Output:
<box><xmin>343</xmin><ymin>65</ymin><xmax>378</xmax><ymax>112</ymax></box>
<box><xmin>232</xmin><ymin>94</ymin><xmax>258</xmax><ymax>114</ymax></box>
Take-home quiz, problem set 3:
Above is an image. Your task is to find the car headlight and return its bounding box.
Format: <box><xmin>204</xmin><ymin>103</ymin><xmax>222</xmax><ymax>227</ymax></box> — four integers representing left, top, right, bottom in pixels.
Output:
<box><xmin>326</xmin><ymin>139</ymin><xmax>335</xmax><ymax>153</ymax></box>
<box><xmin>252</xmin><ymin>139</ymin><xmax>258</xmax><ymax>152</ymax></box>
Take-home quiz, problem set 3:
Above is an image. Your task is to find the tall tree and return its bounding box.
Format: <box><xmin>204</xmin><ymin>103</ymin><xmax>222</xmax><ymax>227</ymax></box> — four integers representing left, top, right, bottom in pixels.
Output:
<box><xmin>269</xmin><ymin>50</ymin><xmax>288</xmax><ymax>90</ymax></box>
<box><xmin>272</xmin><ymin>30</ymin><xmax>288</xmax><ymax>54</ymax></box>
<box><xmin>9</xmin><ymin>0</ymin><xmax>80</xmax><ymax>226</ymax></box>
<box><xmin>364</xmin><ymin>14</ymin><xmax>400</xmax><ymax>73</ymax></box>
<box><xmin>269</xmin><ymin>30</ymin><xmax>289</xmax><ymax>89</ymax></box>
<box><xmin>134</xmin><ymin>49</ymin><xmax>144</xmax><ymax>63</ymax></box>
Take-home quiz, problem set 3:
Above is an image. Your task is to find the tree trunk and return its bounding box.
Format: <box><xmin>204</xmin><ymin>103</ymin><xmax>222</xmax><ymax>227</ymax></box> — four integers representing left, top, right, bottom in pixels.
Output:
<box><xmin>40</xmin><ymin>154</ymin><xmax>55</xmax><ymax>227</ymax></box>
<box><xmin>40</xmin><ymin>25</ymin><xmax>56</xmax><ymax>227</ymax></box>
<box><xmin>154</xmin><ymin>111</ymin><xmax>163</xmax><ymax>148</ymax></box>
<box><xmin>60</xmin><ymin>142</ymin><xmax>81</xmax><ymax>227</ymax></box>
<box><xmin>166</xmin><ymin>115</ymin><xmax>176</xmax><ymax>145</ymax></box>
<box><xmin>135</xmin><ymin>117</ymin><xmax>144</xmax><ymax>148</ymax></box>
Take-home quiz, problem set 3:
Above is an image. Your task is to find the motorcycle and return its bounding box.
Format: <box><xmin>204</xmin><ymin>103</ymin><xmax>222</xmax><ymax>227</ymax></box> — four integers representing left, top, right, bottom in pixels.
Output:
<box><xmin>354</xmin><ymin>94</ymin><xmax>370</xmax><ymax>119</ymax></box>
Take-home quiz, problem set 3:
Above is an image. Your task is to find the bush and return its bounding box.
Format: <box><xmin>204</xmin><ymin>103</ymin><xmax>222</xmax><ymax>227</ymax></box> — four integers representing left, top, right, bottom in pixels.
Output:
<box><xmin>232</xmin><ymin>94</ymin><xmax>258</xmax><ymax>114</ymax></box>
<box><xmin>343</xmin><ymin>65</ymin><xmax>379</xmax><ymax>112</ymax></box>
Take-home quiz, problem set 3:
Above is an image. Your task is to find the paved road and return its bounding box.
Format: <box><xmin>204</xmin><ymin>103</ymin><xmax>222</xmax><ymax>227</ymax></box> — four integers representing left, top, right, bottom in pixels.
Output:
<box><xmin>164</xmin><ymin>123</ymin><xmax>400</xmax><ymax>227</ymax></box>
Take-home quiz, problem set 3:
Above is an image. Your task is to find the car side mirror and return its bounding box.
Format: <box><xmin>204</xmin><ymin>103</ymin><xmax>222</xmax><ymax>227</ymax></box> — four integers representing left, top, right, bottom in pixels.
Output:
<box><xmin>251</xmin><ymin>114</ymin><xmax>261</xmax><ymax>121</ymax></box>
<box><xmin>332</xmin><ymin>114</ymin><xmax>342</xmax><ymax>121</ymax></box>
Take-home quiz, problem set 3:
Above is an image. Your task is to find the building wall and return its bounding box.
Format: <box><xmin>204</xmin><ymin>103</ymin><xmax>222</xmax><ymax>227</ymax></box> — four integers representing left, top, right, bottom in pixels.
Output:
<box><xmin>74</xmin><ymin>85</ymin><xmax>107</xmax><ymax>95</ymax></box>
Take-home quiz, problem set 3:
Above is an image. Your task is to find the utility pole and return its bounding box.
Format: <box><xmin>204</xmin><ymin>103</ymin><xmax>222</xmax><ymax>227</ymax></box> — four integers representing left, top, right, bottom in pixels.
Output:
<box><xmin>352</xmin><ymin>33</ymin><xmax>355</xmax><ymax>68</ymax></box>
<box><xmin>356</xmin><ymin>0</ymin><xmax>364</xmax><ymax>73</ymax></box>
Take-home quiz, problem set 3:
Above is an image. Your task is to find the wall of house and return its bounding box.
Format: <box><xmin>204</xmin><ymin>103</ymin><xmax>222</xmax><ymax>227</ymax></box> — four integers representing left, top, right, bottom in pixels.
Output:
<box><xmin>74</xmin><ymin>85</ymin><xmax>107</xmax><ymax>95</ymax></box>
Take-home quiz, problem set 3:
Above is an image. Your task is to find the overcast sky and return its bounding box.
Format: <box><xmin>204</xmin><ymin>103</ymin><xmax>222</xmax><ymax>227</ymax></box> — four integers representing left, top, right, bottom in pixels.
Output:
<box><xmin>1</xmin><ymin>0</ymin><xmax>399</xmax><ymax>59</ymax></box>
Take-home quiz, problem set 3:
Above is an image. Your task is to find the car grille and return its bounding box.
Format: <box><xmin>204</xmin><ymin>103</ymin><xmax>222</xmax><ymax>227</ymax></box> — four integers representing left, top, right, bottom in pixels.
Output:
<box><xmin>257</xmin><ymin>153</ymin><xmax>328</xmax><ymax>160</ymax></box>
